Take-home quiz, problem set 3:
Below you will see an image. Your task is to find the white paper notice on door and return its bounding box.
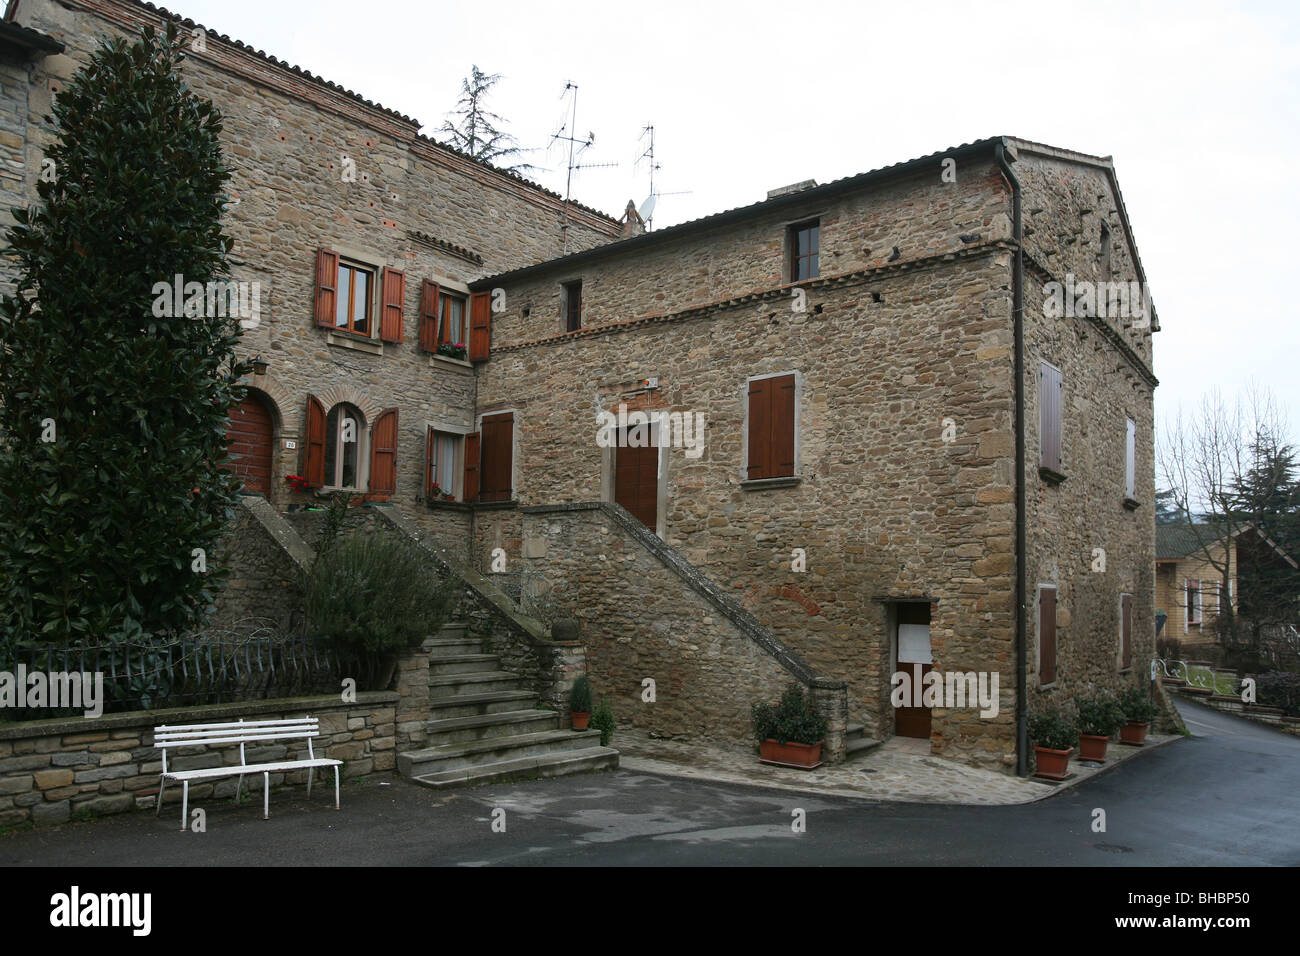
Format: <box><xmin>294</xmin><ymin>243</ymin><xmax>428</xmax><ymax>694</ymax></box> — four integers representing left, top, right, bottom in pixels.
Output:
<box><xmin>898</xmin><ymin>623</ymin><xmax>932</xmax><ymax>664</ymax></box>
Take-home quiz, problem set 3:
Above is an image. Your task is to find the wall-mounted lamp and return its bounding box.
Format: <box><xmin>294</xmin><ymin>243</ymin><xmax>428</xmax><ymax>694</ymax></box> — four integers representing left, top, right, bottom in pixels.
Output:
<box><xmin>251</xmin><ymin>356</ymin><xmax>269</xmax><ymax>376</ymax></box>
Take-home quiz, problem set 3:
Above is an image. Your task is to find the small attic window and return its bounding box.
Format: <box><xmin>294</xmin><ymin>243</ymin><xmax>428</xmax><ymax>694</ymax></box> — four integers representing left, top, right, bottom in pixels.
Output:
<box><xmin>1100</xmin><ymin>223</ymin><xmax>1112</xmax><ymax>282</ymax></box>
<box><xmin>789</xmin><ymin>220</ymin><xmax>819</xmax><ymax>282</ymax></box>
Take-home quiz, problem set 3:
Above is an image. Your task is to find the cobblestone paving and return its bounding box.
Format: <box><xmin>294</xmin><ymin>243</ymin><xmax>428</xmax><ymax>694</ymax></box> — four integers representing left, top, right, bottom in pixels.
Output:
<box><xmin>615</xmin><ymin>729</ymin><xmax>1181</xmax><ymax>805</ymax></box>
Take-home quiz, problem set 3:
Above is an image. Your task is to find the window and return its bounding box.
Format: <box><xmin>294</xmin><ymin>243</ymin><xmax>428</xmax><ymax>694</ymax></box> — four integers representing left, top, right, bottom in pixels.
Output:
<box><xmin>1039</xmin><ymin>360</ymin><xmax>1063</xmax><ymax>479</ymax></box>
<box><xmin>324</xmin><ymin>403</ymin><xmax>365</xmax><ymax>489</ymax></box>
<box><xmin>335</xmin><ymin>261</ymin><xmax>373</xmax><ymax>335</ymax></box>
<box><xmin>478</xmin><ymin>412</ymin><xmax>514</xmax><ymax>502</ymax></box>
<box><xmin>563</xmin><ymin>280</ymin><xmax>582</xmax><ymax>332</ymax></box>
<box><xmin>789</xmin><ymin>220</ymin><xmax>819</xmax><ymax>282</ymax></box>
<box><xmin>1124</xmin><ymin>416</ymin><xmax>1136</xmax><ymax>500</ymax></box>
<box><xmin>425</xmin><ymin>428</ymin><xmax>460</xmax><ymax>499</ymax></box>
<box><xmin>1187</xmin><ymin>579</ymin><xmax>1202</xmax><ymax>626</ymax></box>
<box><xmin>1038</xmin><ymin>585</ymin><xmax>1058</xmax><ymax>685</ymax></box>
<box><xmin>1120</xmin><ymin>593</ymin><xmax>1133</xmax><ymax>669</ymax></box>
<box><xmin>440</xmin><ymin>294</ymin><xmax>466</xmax><ymax>347</ymax></box>
<box><xmin>746</xmin><ymin>373</ymin><xmax>796</xmax><ymax>480</ymax></box>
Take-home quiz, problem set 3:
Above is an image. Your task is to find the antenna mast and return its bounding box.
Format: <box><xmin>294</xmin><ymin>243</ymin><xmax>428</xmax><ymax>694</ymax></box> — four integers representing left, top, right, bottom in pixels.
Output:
<box><xmin>549</xmin><ymin>82</ymin><xmax>617</xmax><ymax>254</ymax></box>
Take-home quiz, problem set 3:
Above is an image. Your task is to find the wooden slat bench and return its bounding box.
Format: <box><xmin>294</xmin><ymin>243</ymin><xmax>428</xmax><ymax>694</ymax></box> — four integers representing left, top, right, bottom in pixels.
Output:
<box><xmin>154</xmin><ymin>717</ymin><xmax>342</xmax><ymax>830</ymax></box>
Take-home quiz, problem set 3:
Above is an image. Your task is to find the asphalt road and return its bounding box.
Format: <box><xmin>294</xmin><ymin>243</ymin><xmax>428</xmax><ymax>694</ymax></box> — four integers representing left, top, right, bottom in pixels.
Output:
<box><xmin>2</xmin><ymin>697</ymin><xmax>1296</xmax><ymax>866</ymax></box>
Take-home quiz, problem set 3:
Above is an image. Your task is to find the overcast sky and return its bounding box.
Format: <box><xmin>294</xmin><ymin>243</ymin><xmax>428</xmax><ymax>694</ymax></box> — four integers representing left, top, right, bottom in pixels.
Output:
<box><xmin>173</xmin><ymin>0</ymin><xmax>1300</xmax><ymax>447</ymax></box>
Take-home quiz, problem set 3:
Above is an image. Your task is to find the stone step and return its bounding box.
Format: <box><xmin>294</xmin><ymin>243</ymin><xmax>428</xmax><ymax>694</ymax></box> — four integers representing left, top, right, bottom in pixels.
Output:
<box><xmin>397</xmin><ymin>728</ymin><xmax>605</xmax><ymax>777</ymax></box>
<box><xmin>425</xmin><ymin>709</ymin><xmax>560</xmax><ymax>745</ymax></box>
<box><xmin>843</xmin><ymin>722</ymin><xmax>882</xmax><ymax>760</ymax></box>
<box><xmin>426</xmin><ymin>690</ymin><xmax>538</xmax><ymax>719</ymax></box>
<box><xmin>427</xmin><ymin>670</ymin><xmax>524</xmax><ymax>698</ymax></box>
<box><xmin>427</xmin><ymin>653</ymin><xmax>501</xmax><ymax>676</ymax></box>
<box><xmin>425</xmin><ymin>637</ymin><xmax>483</xmax><ymax>656</ymax></box>
<box><xmin>409</xmin><ymin>747</ymin><xmax>620</xmax><ymax>790</ymax></box>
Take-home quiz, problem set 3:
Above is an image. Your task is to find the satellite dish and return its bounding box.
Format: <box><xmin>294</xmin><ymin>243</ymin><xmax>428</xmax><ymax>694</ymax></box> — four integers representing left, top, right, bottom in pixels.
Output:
<box><xmin>638</xmin><ymin>194</ymin><xmax>657</xmax><ymax>222</ymax></box>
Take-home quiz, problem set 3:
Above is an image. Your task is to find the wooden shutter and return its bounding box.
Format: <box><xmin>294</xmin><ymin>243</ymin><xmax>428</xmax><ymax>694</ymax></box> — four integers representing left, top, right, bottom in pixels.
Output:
<box><xmin>480</xmin><ymin>412</ymin><xmax>513</xmax><ymax>501</ymax></box>
<box><xmin>379</xmin><ymin>268</ymin><xmax>405</xmax><ymax>343</ymax></box>
<box><xmin>419</xmin><ymin>280</ymin><xmax>440</xmax><ymax>352</ymax></box>
<box><xmin>368</xmin><ymin>408</ymin><xmax>398</xmax><ymax>496</ymax></box>
<box><xmin>1121</xmin><ymin>593</ymin><xmax>1133</xmax><ymax>669</ymax></box>
<box><xmin>747</xmin><ymin>378</ymin><xmax>772</xmax><ymax>479</ymax></box>
<box><xmin>463</xmin><ymin>432</ymin><xmax>481</xmax><ymax>503</ymax></box>
<box><xmin>773</xmin><ymin>374</ymin><xmax>796</xmax><ymax>477</ymax></box>
<box><xmin>304</xmin><ymin>395</ymin><xmax>326</xmax><ymax>487</ymax></box>
<box><xmin>1039</xmin><ymin>586</ymin><xmax>1057</xmax><ymax>684</ymax></box>
<box><xmin>469</xmin><ymin>291</ymin><xmax>492</xmax><ymax>362</ymax></box>
<box><xmin>314</xmin><ymin>249</ymin><xmax>340</xmax><ymax>327</ymax></box>
<box><xmin>1040</xmin><ymin>361</ymin><xmax>1063</xmax><ymax>473</ymax></box>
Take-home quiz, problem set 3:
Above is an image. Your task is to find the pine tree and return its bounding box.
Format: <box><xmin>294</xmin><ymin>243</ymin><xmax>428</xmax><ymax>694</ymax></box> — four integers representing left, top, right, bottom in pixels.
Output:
<box><xmin>437</xmin><ymin>66</ymin><xmax>535</xmax><ymax>174</ymax></box>
<box><xmin>0</xmin><ymin>23</ymin><xmax>249</xmax><ymax>647</ymax></box>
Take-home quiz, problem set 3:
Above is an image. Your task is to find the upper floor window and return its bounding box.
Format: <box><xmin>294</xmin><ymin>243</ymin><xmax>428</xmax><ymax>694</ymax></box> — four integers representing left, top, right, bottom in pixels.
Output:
<box><xmin>335</xmin><ymin>262</ymin><xmax>373</xmax><ymax>336</ymax></box>
<box><xmin>1124</xmin><ymin>416</ymin><xmax>1137</xmax><ymax>501</ymax></box>
<box><xmin>1100</xmin><ymin>223</ymin><xmax>1112</xmax><ymax>282</ymax></box>
<box><xmin>324</xmin><ymin>402</ymin><xmax>365</xmax><ymax>490</ymax></box>
<box><xmin>1039</xmin><ymin>360</ymin><xmax>1064</xmax><ymax>481</ymax></box>
<box><xmin>313</xmin><ymin>247</ymin><xmax>405</xmax><ymax>343</ymax></box>
<box><xmin>789</xmin><ymin>220</ymin><xmax>819</xmax><ymax>282</ymax></box>
<box><xmin>425</xmin><ymin>427</ymin><xmax>461</xmax><ymax>500</ymax></box>
<box><xmin>441</xmin><ymin>294</ymin><xmax>466</xmax><ymax>346</ymax></box>
<box><xmin>747</xmin><ymin>373</ymin><xmax>796</xmax><ymax>480</ymax></box>
<box><xmin>563</xmin><ymin>280</ymin><xmax>583</xmax><ymax>332</ymax></box>
<box><xmin>1186</xmin><ymin>579</ymin><xmax>1202</xmax><ymax>626</ymax></box>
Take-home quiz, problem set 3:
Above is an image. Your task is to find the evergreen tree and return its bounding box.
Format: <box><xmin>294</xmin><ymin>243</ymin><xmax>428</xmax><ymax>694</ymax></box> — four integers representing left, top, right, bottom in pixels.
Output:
<box><xmin>437</xmin><ymin>66</ymin><xmax>535</xmax><ymax>174</ymax></box>
<box><xmin>0</xmin><ymin>23</ymin><xmax>248</xmax><ymax>647</ymax></box>
<box><xmin>1154</xmin><ymin>487</ymin><xmax>1185</xmax><ymax>525</ymax></box>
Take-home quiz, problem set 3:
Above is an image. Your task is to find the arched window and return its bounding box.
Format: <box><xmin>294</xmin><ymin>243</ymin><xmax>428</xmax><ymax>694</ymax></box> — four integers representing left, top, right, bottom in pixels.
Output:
<box><xmin>324</xmin><ymin>403</ymin><xmax>366</xmax><ymax>490</ymax></box>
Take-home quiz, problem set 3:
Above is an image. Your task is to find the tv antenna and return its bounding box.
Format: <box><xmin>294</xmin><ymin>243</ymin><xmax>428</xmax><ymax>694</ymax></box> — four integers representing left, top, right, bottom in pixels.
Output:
<box><xmin>635</xmin><ymin>124</ymin><xmax>691</xmax><ymax>231</ymax></box>
<box><xmin>549</xmin><ymin>82</ymin><xmax>617</xmax><ymax>252</ymax></box>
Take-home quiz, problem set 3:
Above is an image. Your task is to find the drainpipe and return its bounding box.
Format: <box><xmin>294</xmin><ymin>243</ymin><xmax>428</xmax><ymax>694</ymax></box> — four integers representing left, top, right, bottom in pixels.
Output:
<box><xmin>995</xmin><ymin>139</ymin><xmax>1029</xmax><ymax>777</ymax></box>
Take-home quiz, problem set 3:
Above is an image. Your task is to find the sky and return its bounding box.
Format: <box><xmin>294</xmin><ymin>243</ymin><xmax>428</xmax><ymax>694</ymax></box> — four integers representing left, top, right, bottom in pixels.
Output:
<box><xmin>172</xmin><ymin>0</ymin><xmax>1300</xmax><ymax>446</ymax></box>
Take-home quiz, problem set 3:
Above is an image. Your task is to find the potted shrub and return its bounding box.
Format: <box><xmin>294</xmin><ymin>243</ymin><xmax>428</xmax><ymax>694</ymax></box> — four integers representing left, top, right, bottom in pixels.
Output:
<box><xmin>1075</xmin><ymin>693</ymin><xmax>1126</xmax><ymax>762</ymax></box>
<box><xmin>569</xmin><ymin>675</ymin><xmax>592</xmax><ymax>731</ymax></box>
<box><xmin>751</xmin><ymin>685</ymin><xmax>828</xmax><ymax>769</ymax></box>
<box><xmin>1028</xmin><ymin>707</ymin><xmax>1077</xmax><ymax>780</ymax></box>
<box><xmin>591</xmin><ymin>697</ymin><xmax>616</xmax><ymax>747</ymax></box>
<box><xmin>1118</xmin><ymin>686</ymin><xmax>1160</xmax><ymax>745</ymax></box>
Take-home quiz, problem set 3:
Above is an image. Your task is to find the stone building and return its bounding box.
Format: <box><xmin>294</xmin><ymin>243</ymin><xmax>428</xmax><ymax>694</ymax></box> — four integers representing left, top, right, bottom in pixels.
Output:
<box><xmin>2</xmin><ymin>0</ymin><xmax>1163</xmax><ymax>775</ymax></box>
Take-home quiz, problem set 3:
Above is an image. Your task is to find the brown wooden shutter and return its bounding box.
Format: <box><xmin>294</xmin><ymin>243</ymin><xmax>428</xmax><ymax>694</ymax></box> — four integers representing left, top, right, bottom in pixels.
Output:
<box><xmin>1040</xmin><ymin>361</ymin><xmax>1063</xmax><ymax>473</ymax></box>
<box><xmin>419</xmin><ymin>280</ymin><xmax>440</xmax><ymax>353</ymax></box>
<box><xmin>314</xmin><ymin>249</ymin><xmax>340</xmax><ymax>327</ymax></box>
<box><xmin>747</xmin><ymin>378</ymin><xmax>772</xmax><ymax>479</ymax></box>
<box><xmin>480</xmin><ymin>412</ymin><xmax>513</xmax><ymax>501</ymax></box>
<box><xmin>1121</xmin><ymin>593</ymin><xmax>1133</xmax><ymax>669</ymax></box>
<box><xmin>368</xmin><ymin>408</ymin><xmax>398</xmax><ymax>496</ymax></box>
<box><xmin>379</xmin><ymin>268</ymin><xmax>405</xmax><ymax>343</ymax></box>
<box><xmin>304</xmin><ymin>395</ymin><xmax>326</xmax><ymax>487</ymax></box>
<box><xmin>773</xmin><ymin>374</ymin><xmax>796</xmax><ymax>477</ymax></box>
<box><xmin>1039</xmin><ymin>586</ymin><xmax>1057</xmax><ymax>684</ymax></box>
<box><xmin>469</xmin><ymin>291</ymin><xmax>492</xmax><ymax>362</ymax></box>
<box><xmin>463</xmin><ymin>432</ymin><xmax>481</xmax><ymax>503</ymax></box>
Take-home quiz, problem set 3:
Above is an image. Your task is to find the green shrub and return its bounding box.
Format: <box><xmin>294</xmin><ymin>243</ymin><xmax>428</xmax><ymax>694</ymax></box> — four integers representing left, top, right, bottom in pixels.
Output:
<box><xmin>1028</xmin><ymin>707</ymin><xmax>1078</xmax><ymax>751</ymax></box>
<box><xmin>1075</xmin><ymin>693</ymin><xmax>1127</xmax><ymax>737</ymax></box>
<box><xmin>751</xmin><ymin>685</ymin><xmax>828</xmax><ymax>746</ymax></box>
<box><xmin>591</xmin><ymin>696</ymin><xmax>616</xmax><ymax>747</ymax></box>
<box><xmin>1256</xmin><ymin>671</ymin><xmax>1300</xmax><ymax>716</ymax></box>
<box><xmin>1119</xmin><ymin>685</ymin><xmax>1160</xmax><ymax>723</ymax></box>
<box><xmin>303</xmin><ymin>532</ymin><xmax>449</xmax><ymax>656</ymax></box>
<box><xmin>569</xmin><ymin>675</ymin><xmax>592</xmax><ymax>713</ymax></box>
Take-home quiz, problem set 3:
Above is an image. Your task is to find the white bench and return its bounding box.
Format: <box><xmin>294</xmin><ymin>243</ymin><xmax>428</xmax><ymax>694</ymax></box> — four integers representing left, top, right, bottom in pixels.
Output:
<box><xmin>154</xmin><ymin>717</ymin><xmax>342</xmax><ymax>830</ymax></box>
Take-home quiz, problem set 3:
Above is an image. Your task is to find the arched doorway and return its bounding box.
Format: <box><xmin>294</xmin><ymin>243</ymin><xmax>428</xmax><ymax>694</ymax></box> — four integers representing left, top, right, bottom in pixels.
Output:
<box><xmin>226</xmin><ymin>393</ymin><xmax>275</xmax><ymax>495</ymax></box>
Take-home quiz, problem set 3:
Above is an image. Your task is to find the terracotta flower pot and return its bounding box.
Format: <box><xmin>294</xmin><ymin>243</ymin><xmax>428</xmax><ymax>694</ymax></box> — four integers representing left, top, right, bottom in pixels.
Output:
<box><xmin>1077</xmin><ymin>734</ymin><xmax>1110</xmax><ymax>762</ymax></box>
<box><xmin>758</xmin><ymin>739</ymin><xmax>824</xmax><ymax>769</ymax></box>
<box><xmin>571</xmin><ymin>711</ymin><xmax>590</xmax><ymax>731</ymax></box>
<box><xmin>1119</xmin><ymin>721</ymin><xmax>1148</xmax><ymax>746</ymax></box>
<box><xmin>1032</xmin><ymin>745</ymin><xmax>1074</xmax><ymax>780</ymax></box>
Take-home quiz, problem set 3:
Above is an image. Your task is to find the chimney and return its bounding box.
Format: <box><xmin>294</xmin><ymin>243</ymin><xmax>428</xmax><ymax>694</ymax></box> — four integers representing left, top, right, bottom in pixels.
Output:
<box><xmin>766</xmin><ymin>179</ymin><xmax>818</xmax><ymax>200</ymax></box>
<box><xmin>619</xmin><ymin>200</ymin><xmax>645</xmax><ymax>239</ymax></box>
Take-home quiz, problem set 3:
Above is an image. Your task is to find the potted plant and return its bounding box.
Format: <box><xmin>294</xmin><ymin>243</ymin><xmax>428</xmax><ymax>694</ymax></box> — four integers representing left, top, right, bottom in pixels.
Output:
<box><xmin>1118</xmin><ymin>686</ymin><xmax>1160</xmax><ymax>745</ymax></box>
<box><xmin>591</xmin><ymin>697</ymin><xmax>616</xmax><ymax>747</ymax></box>
<box><xmin>1028</xmin><ymin>706</ymin><xmax>1077</xmax><ymax>780</ymax></box>
<box><xmin>751</xmin><ymin>685</ymin><xmax>828</xmax><ymax>769</ymax></box>
<box><xmin>569</xmin><ymin>675</ymin><xmax>592</xmax><ymax>731</ymax></box>
<box><xmin>1075</xmin><ymin>692</ymin><xmax>1126</xmax><ymax>762</ymax></box>
<box><xmin>437</xmin><ymin>342</ymin><xmax>468</xmax><ymax>361</ymax></box>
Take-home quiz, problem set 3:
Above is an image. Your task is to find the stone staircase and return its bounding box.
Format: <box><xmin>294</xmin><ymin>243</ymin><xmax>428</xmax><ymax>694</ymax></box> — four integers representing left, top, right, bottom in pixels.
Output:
<box><xmin>843</xmin><ymin>722</ymin><xmax>882</xmax><ymax>761</ymax></box>
<box><xmin>397</xmin><ymin>622</ymin><xmax>619</xmax><ymax>789</ymax></box>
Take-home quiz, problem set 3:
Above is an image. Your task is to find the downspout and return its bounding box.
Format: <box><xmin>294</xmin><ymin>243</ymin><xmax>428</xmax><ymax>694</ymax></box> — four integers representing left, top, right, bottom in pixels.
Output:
<box><xmin>995</xmin><ymin>139</ymin><xmax>1029</xmax><ymax>777</ymax></box>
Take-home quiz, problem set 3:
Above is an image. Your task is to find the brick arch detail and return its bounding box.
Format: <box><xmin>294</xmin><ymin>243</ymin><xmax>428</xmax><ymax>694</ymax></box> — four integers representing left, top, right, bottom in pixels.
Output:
<box><xmin>240</xmin><ymin>379</ymin><xmax>288</xmax><ymax>434</ymax></box>
<box><xmin>310</xmin><ymin>385</ymin><xmax>383</xmax><ymax>431</ymax></box>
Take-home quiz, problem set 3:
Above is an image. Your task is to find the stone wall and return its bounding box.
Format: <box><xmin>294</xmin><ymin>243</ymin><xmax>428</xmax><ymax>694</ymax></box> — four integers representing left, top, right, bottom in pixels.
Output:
<box><xmin>208</xmin><ymin>496</ymin><xmax>312</xmax><ymax>632</ymax></box>
<box><xmin>520</xmin><ymin>502</ymin><xmax>849</xmax><ymax>758</ymax></box>
<box><xmin>0</xmin><ymin>691</ymin><xmax>397</xmax><ymax>827</ymax></box>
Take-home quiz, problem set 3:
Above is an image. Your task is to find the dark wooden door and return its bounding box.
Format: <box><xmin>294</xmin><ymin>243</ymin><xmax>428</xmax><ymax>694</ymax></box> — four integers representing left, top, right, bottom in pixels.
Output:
<box><xmin>615</xmin><ymin>429</ymin><xmax>658</xmax><ymax>530</ymax></box>
<box><xmin>894</xmin><ymin>602</ymin><xmax>933</xmax><ymax>739</ymax></box>
<box><xmin>226</xmin><ymin>395</ymin><xmax>274</xmax><ymax>496</ymax></box>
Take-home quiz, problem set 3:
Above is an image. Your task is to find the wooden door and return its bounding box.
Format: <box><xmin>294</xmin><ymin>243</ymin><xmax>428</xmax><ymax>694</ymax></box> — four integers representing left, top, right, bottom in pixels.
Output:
<box><xmin>226</xmin><ymin>395</ymin><xmax>274</xmax><ymax>496</ymax></box>
<box><xmin>894</xmin><ymin>602</ymin><xmax>933</xmax><ymax>739</ymax></box>
<box><xmin>615</xmin><ymin>428</ymin><xmax>658</xmax><ymax>530</ymax></box>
